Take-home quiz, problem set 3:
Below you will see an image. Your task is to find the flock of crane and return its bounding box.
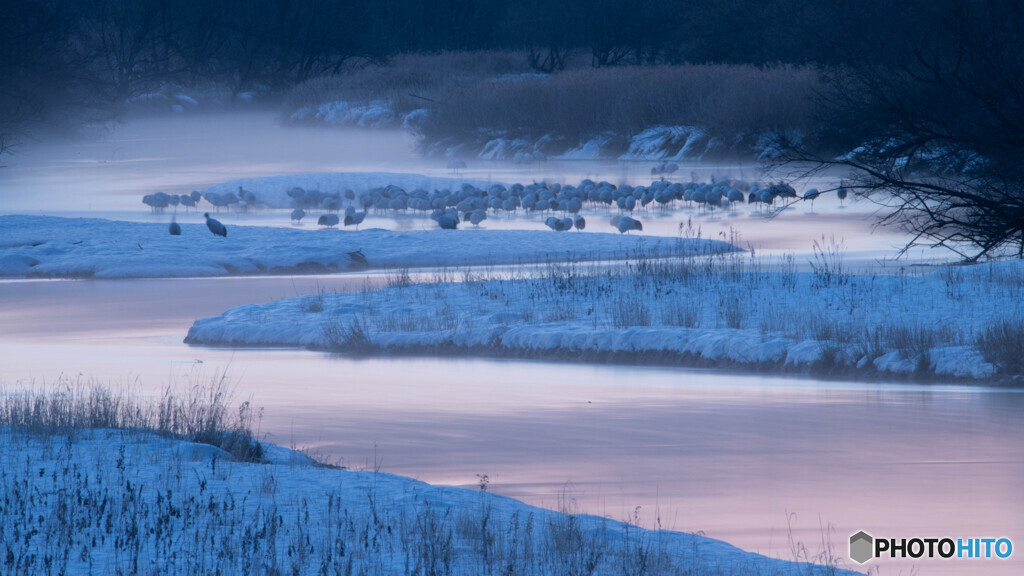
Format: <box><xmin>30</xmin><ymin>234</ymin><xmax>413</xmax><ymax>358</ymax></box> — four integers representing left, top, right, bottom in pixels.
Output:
<box><xmin>145</xmin><ymin>177</ymin><xmax>845</xmax><ymax>237</ymax></box>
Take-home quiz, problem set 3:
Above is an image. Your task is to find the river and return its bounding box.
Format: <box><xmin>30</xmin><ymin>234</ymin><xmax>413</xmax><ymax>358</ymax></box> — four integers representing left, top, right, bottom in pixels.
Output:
<box><xmin>2</xmin><ymin>274</ymin><xmax>1021</xmax><ymax>575</ymax></box>
<box><xmin>1</xmin><ymin>112</ymin><xmax>1020</xmax><ymax>575</ymax></box>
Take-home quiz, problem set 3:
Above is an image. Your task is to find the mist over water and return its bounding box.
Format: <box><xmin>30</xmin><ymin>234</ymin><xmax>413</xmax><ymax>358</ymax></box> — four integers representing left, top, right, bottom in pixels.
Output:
<box><xmin>1</xmin><ymin>111</ymin><xmax>919</xmax><ymax>261</ymax></box>
<box><xmin>0</xmin><ymin>111</ymin><xmax>418</xmax><ymax>211</ymax></box>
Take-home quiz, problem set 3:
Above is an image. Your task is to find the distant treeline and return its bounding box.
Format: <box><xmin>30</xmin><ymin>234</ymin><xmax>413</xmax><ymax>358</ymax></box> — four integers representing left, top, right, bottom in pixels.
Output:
<box><xmin>0</xmin><ymin>0</ymin><xmax>1020</xmax><ymax>137</ymax></box>
<box><xmin>0</xmin><ymin>0</ymin><xmax>1005</xmax><ymax>99</ymax></box>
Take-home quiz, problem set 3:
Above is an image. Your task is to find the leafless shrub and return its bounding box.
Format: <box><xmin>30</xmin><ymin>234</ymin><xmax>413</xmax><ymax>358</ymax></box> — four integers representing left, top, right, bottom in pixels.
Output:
<box><xmin>611</xmin><ymin>295</ymin><xmax>651</xmax><ymax>328</ymax></box>
<box><xmin>410</xmin><ymin>502</ymin><xmax>455</xmax><ymax>576</ymax></box>
<box><xmin>299</xmin><ymin>293</ymin><xmax>324</xmax><ymax>312</ymax></box>
<box><xmin>976</xmin><ymin>319</ymin><xmax>1024</xmax><ymax>376</ymax></box>
<box><xmin>661</xmin><ymin>298</ymin><xmax>700</xmax><ymax>328</ymax></box>
<box><xmin>719</xmin><ymin>291</ymin><xmax>746</xmax><ymax>329</ymax></box>
<box><xmin>545</xmin><ymin>514</ymin><xmax>603</xmax><ymax>576</ymax></box>
<box><xmin>322</xmin><ymin>314</ymin><xmax>374</xmax><ymax>350</ymax></box>
<box><xmin>385</xmin><ymin>267</ymin><xmax>413</xmax><ymax>289</ymax></box>
<box><xmin>0</xmin><ymin>377</ymin><xmax>264</xmax><ymax>462</ymax></box>
<box><xmin>881</xmin><ymin>324</ymin><xmax>943</xmax><ymax>355</ymax></box>
<box><xmin>810</xmin><ymin>317</ymin><xmax>858</xmax><ymax>345</ymax></box>
<box><xmin>808</xmin><ymin>235</ymin><xmax>848</xmax><ymax>289</ymax></box>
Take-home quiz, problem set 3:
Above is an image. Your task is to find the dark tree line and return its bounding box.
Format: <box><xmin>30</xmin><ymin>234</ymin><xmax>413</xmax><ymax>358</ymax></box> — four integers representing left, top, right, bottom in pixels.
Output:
<box><xmin>1</xmin><ymin>0</ymin><xmax>977</xmax><ymax>117</ymax></box>
<box><xmin>1</xmin><ymin>0</ymin><xmax>378</xmax><ymax>131</ymax></box>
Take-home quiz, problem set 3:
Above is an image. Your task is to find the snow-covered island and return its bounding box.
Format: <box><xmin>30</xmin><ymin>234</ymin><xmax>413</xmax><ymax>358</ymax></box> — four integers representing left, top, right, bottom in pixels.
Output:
<box><xmin>185</xmin><ymin>255</ymin><xmax>1024</xmax><ymax>383</ymax></box>
<box><xmin>0</xmin><ymin>215</ymin><xmax>728</xmax><ymax>278</ymax></box>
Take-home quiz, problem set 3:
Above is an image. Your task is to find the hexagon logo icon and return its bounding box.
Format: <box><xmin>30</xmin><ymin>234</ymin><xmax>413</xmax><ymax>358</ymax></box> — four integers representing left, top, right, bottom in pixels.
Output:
<box><xmin>849</xmin><ymin>531</ymin><xmax>874</xmax><ymax>564</ymax></box>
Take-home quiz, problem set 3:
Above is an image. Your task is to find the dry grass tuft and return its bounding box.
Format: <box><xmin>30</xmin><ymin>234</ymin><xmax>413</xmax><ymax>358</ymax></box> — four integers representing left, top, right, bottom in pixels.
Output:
<box><xmin>0</xmin><ymin>376</ymin><xmax>264</xmax><ymax>462</ymax></box>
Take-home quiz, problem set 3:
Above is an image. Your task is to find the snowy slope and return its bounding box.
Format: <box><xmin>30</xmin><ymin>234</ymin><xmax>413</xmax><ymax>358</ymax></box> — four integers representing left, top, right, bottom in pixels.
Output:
<box><xmin>619</xmin><ymin>126</ymin><xmax>714</xmax><ymax>160</ymax></box>
<box><xmin>0</xmin><ymin>429</ymin><xmax>862</xmax><ymax>576</ymax></box>
<box><xmin>185</xmin><ymin>258</ymin><xmax>1024</xmax><ymax>381</ymax></box>
<box><xmin>0</xmin><ymin>215</ymin><xmax>730</xmax><ymax>278</ymax></box>
<box><xmin>291</xmin><ymin>100</ymin><xmax>398</xmax><ymax>127</ymax></box>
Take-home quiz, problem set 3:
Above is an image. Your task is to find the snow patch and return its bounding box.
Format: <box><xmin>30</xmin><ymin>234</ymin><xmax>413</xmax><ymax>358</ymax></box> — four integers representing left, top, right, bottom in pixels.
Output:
<box><xmin>929</xmin><ymin>346</ymin><xmax>996</xmax><ymax>379</ymax></box>
<box><xmin>620</xmin><ymin>126</ymin><xmax>711</xmax><ymax>160</ymax></box>
<box><xmin>556</xmin><ymin>133</ymin><xmax>614</xmax><ymax>160</ymax></box>
<box><xmin>294</xmin><ymin>100</ymin><xmax>398</xmax><ymax>128</ymax></box>
<box><xmin>401</xmin><ymin>108</ymin><xmax>429</xmax><ymax>130</ymax></box>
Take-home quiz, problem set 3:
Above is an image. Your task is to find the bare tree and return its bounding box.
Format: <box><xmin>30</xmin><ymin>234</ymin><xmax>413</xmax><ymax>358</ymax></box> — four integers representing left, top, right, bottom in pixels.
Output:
<box><xmin>777</xmin><ymin>0</ymin><xmax>1024</xmax><ymax>260</ymax></box>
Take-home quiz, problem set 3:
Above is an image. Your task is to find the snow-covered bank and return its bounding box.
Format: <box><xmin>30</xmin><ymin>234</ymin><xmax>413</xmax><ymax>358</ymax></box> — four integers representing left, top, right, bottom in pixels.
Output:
<box><xmin>0</xmin><ymin>215</ymin><xmax>730</xmax><ymax>278</ymax></box>
<box><xmin>437</xmin><ymin>125</ymin><xmax>733</xmax><ymax>161</ymax></box>
<box><xmin>185</xmin><ymin>256</ymin><xmax>1024</xmax><ymax>382</ymax></box>
<box><xmin>286</xmin><ymin>98</ymin><xmax>766</xmax><ymax>162</ymax></box>
<box><xmin>0</xmin><ymin>428</ymin><xmax>860</xmax><ymax>575</ymax></box>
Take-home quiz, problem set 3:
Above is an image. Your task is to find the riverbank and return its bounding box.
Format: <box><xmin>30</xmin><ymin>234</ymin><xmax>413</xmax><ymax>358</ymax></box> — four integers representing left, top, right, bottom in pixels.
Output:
<box><xmin>0</xmin><ymin>385</ymin><xmax>858</xmax><ymax>576</ymax></box>
<box><xmin>0</xmin><ymin>215</ymin><xmax>728</xmax><ymax>278</ymax></box>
